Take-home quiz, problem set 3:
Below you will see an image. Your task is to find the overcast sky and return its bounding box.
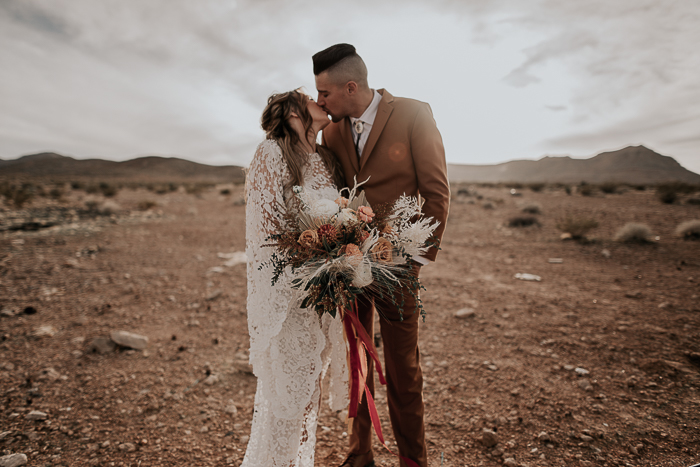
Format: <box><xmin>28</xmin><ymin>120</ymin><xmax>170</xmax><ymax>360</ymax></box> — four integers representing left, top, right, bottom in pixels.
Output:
<box><xmin>1</xmin><ymin>0</ymin><xmax>699</xmax><ymax>174</ymax></box>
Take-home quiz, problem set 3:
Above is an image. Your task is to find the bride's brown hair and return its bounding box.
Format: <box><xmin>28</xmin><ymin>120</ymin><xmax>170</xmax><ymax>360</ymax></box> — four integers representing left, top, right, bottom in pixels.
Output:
<box><xmin>261</xmin><ymin>90</ymin><xmax>344</xmax><ymax>195</ymax></box>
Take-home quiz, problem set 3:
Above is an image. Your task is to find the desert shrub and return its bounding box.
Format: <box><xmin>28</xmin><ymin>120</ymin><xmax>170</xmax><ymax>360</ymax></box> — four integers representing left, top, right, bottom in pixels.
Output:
<box><xmin>97</xmin><ymin>200</ymin><xmax>120</xmax><ymax>216</ymax></box>
<box><xmin>521</xmin><ymin>202</ymin><xmax>542</xmax><ymax>215</ymax></box>
<box><xmin>154</xmin><ymin>185</ymin><xmax>170</xmax><ymax>195</ymax></box>
<box><xmin>656</xmin><ymin>182</ymin><xmax>699</xmax><ymax>204</ymax></box>
<box><xmin>687</xmin><ymin>198</ymin><xmax>700</xmax><ymax>206</ymax></box>
<box><xmin>85</xmin><ymin>200</ymin><xmax>99</xmax><ymax>212</ymax></box>
<box><xmin>507</xmin><ymin>182</ymin><xmax>524</xmax><ymax>189</ymax></box>
<box><xmin>0</xmin><ymin>182</ymin><xmax>34</xmax><ymax>208</ymax></box>
<box><xmin>675</xmin><ymin>219</ymin><xmax>700</xmax><ymax>240</ymax></box>
<box><xmin>656</xmin><ymin>187</ymin><xmax>678</xmax><ymax>204</ymax></box>
<box><xmin>614</xmin><ymin>222</ymin><xmax>653</xmax><ymax>243</ymax></box>
<box><xmin>579</xmin><ymin>185</ymin><xmax>595</xmax><ymax>196</ymax></box>
<box><xmin>85</xmin><ymin>184</ymin><xmax>100</xmax><ymax>194</ymax></box>
<box><xmin>599</xmin><ymin>182</ymin><xmax>620</xmax><ymax>194</ymax></box>
<box><xmin>556</xmin><ymin>216</ymin><xmax>599</xmax><ymax>240</ymax></box>
<box><xmin>99</xmin><ymin>182</ymin><xmax>118</xmax><ymax>197</ymax></box>
<box><xmin>528</xmin><ymin>183</ymin><xmax>546</xmax><ymax>192</ymax></box>
<box><xmin>564</xmin><ymin>185</ymin><xmax>571</xmax><ymax>195</ymax></box>
<box><xmin>49</xmin><ymin>186</ymin><xmax>64</xmax><ymax>199</ymax></box>
<box><xmin>137</xmin><ymin>200</ymin><xmax>157</xmax><ymax>211</ymax></box>
<box><xmin>508</xmin><ymin>216</ymin><xmax>540</xmax><ymax>227</ymax></box>
<box><xmin>220</xmin><ymin>188</ymin><xmax>232</xmax><ymax>195</ymax></box>
<box><xmin>631</xmin><ymin>184</ymin><xmax>646</xmax><ymax>191</ymax></box>
<box><xmin>185</xmin><ymin>183</ymin><xmax>212</xmax><ymax>195</ymax></box>
<box><xmin>482</xmin><ymin>201</ymin><xmax>494</xmax><ymax>210</ymax></box>
<box><xmin>71</xmin><ymin>181</ymin><xmax>85</xmax><ymax>190</ymax></box>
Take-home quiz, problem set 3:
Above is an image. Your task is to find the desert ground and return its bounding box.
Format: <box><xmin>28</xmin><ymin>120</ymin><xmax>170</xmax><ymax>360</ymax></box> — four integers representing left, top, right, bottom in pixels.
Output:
<box><xmin>1</xmin><ymin>181</ymin><xmax>699</xmax><ymax>467</ymax></box>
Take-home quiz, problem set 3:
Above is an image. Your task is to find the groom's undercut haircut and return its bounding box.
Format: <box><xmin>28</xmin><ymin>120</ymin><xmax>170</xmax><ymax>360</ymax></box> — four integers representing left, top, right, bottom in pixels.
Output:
<box><xmin>313</xmin><ymin>43</ymin><xmax>369</xmax><ymax>89</ymax></box>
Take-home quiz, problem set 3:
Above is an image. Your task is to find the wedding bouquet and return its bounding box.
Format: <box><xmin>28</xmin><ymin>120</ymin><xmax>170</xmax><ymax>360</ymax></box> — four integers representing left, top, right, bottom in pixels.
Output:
<box><xmin>263</xmin><ymin>179</ymin><xmax>440</xmax><ymax>320</ymax></box>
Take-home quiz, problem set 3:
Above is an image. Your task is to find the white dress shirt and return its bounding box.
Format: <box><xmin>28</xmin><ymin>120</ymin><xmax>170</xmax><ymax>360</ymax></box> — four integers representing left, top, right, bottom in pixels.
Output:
<box><xmin>349</xmin><ymin>89</ymin><xmax>382</xmax><ymax>158</ymax></box>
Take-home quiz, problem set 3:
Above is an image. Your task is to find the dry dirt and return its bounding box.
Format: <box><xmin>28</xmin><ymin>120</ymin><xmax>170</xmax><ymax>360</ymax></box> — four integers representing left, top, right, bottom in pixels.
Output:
<box><xmin>1</xmin><ymin>183</ymin><xmax>699</xmax><ymax>467</ymax></box>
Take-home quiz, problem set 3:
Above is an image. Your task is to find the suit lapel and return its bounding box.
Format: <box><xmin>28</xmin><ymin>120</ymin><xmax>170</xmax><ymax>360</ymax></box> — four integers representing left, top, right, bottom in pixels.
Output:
<box><xmin>339</xmin><ymin>117</ymin><xmax>360</xmax><ymax>174</ymax></box>
<box><xmin>360</xmin><ymin>89</ymin><xmax>394</xmax><ymax>170</ymax></box>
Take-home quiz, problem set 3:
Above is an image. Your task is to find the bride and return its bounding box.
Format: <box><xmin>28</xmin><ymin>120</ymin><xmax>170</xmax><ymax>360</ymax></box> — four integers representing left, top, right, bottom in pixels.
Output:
<box><xmin>242</xmin><ymin>89</ymin><xmax>349</xmax><ymax>466</ymax></box>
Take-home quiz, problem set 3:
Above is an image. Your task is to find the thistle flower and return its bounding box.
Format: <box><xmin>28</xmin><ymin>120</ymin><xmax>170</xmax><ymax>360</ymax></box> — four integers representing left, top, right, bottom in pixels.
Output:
<box><xmin>317</xmin><ymin>224</ymin><xmax>339</xmax><ymax>242</ymax></box>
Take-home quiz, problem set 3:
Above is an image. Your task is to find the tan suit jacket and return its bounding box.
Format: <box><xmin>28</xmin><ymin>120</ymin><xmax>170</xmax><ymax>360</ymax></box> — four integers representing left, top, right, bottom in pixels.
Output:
<box><xmin>322</xmin><ymin>89</ymin><xmax>450</xmax><ymax>262</ymax></box>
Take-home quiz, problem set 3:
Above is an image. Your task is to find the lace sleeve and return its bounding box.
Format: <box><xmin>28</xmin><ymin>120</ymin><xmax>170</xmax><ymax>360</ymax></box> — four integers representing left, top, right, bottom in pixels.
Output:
<box><xmin>245</xmin><ymin>140</ymin><xmax>295</xmax><ymax>367</ymax></box>
<box><xmin>246</xmin><ymin>140</ymin><xmax>289</xmax><ymax>240</ymax></box>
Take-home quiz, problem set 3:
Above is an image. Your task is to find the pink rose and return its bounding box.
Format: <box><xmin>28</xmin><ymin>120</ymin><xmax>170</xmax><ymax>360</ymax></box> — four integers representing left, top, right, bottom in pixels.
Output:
<box><xmin>357</xmin><ymin>206</ymin><xmax>374</xmax><ymax>223</ymax></box>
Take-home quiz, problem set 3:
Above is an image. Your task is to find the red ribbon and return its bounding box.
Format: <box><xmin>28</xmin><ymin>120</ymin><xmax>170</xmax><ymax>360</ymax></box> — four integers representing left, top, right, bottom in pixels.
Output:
<box><xmin>342</xmin><ymin>300</ymin><xmax>420</xmax><ymax>467</ymax></box>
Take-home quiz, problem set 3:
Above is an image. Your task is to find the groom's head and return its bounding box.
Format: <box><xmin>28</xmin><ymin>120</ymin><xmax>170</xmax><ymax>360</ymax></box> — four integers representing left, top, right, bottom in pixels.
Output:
<box><xmin>313</xmin><ymin>43</ymin><xmax>371</xmax><ymax>122</ymax></box>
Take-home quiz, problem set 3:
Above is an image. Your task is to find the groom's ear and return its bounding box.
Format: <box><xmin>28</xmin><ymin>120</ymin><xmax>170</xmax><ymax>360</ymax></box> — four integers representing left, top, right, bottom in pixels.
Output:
<box><xmin>346</xmin><ymin>81</ymin><xmax>358</xmax><ymax>95</ymax></box>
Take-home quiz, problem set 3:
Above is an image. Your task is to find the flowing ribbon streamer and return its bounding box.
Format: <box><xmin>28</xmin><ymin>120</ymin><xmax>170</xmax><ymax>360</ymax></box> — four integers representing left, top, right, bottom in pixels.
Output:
<box><xmin>342</xmin><ymin>300</ymin><xmax>420</xmax><ymax>467</ymax></box>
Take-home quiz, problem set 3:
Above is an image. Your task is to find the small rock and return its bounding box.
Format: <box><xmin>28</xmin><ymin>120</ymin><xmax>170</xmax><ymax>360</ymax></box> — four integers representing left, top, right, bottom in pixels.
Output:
<box><xmin>206</xmin><ymin>289</ymin><xmax>223</xmax><ymax>301</ymax></box>
<box><xmin>454</xmin><ymin>308</ymin><xmax>476</xmax><ymax>319</ymax></box>
<box><xmin>0</xmin><ymin>453</ymin><xmax>28</xmax><ymax>467</ymax></box>
<box><xmin>34</xmin><ymin>325</ymin><xmax>57</xmax><ymax>337</ymax></box>
<box><xmin>580</xmin><ymin>434</ymin><xmax>594</xmax><ymax>442</ymax></box>
<box><xmin>224</xmin><ymin>400</ymin><xmax>238</xmax><ymax>415</ymax></box>
<box><xmin>625</xmin><ymin>291</ymin><xmax>642</xmax><ymax>299</ymax></box>
<box><xmin>110</xmin><ymin>331</ymin><xmax>149</xmax><ymax>350</ymax></box>
<box><xmin>503</xmin><ymin>458</ymin><xmax>517</xmax><ymax>467</ymax></box>
<box><xmin>658</xmin><ymin>302</ymin><xmax>672</xmax><ymax>309</ymax></box>
<box><xmin>0</xmin><ymin>431</ymin><xmax>11</xmax><ymax>441</ymax></box>
<box><xmin>118</xmin><ymin>443</ymin><xmax>136</xmax><ymax>452</ymax></box>
<box><xmin>574</xmin><ymin>367</ymin><xmax>590</xmax><ymax>376</ymax></box>
<box><xmin>1</xmin><ymin>308</ymin><xmax>17</xmax><ymax>318</ymax></box>
<box><xmin>88</xmin><ymin>337</ymin><xmax>117</xmax><ymax>354</ymax></box>
<box><xmin>537</xmin><ymin>431</ymin><xmax>551</xmax><ymax>442</ymax></box>
<box><xmin>37</xmin><ymin>367</ymin><xmax>61</xmax><ymax>381</ymax></box>
<box><xmin>25</xmin><ymin>410</ymin><xmax>48</xmax><ymax>421</ymax></box>
<box><xmin>514</xmin><ymin>273</ymin><xmax>541</xmax><ymax>282</ymax></box>
<box><xmin>203</xmin><ymin>374</ymin><xmax>220</xmax><ymax>386</ymax></box>
<box><xmin>601</xmin><ymin>249</ymin><xmax>611</xmax><ymax>258</ymax></box>
<box><xmin>481</xmin><ymin>428</ymin><xmax>499</xmax><ymax>447</ymax></box>
<box><xmin>578</xmin><ymin>379</ymin><xmax>593</xmax><ymax>391</ymax></box>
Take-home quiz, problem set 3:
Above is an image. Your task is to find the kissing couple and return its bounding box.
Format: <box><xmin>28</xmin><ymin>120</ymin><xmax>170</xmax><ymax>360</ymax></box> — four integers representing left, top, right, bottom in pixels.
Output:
<box><xmin>241</xmin><ymin>43</ymin><xmax>450</xmax><ymax>467</ymax></box>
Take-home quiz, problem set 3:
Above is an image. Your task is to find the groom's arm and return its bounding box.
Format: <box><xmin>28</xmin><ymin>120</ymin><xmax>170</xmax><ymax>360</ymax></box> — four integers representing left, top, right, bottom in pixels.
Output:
<box><xmin>410</xmin><ymin>103</ymin><xmax>450</xmax><ymax>262</ymax></box>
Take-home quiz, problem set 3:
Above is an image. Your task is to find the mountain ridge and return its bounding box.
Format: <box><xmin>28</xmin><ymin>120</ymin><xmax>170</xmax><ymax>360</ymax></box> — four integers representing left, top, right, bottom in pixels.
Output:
<box><xmin>0</xmin><ymin>152</ymin><xmax>245</xmax><ymax>183</ymax></box>
<box><xmin>448</xmin><ymin>145</ymin><xmax>700</xmax><ymax>184</ymax></box>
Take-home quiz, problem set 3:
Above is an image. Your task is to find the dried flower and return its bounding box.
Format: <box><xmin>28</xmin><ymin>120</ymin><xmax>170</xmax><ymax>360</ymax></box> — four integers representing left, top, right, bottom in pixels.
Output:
<box><xmin>371</xmin><ymin>237</ymin><xmax>393</xmax><ymax>263</ymax></box>
<box><xmin>344</xmin><ymin>243</ymin><xmax>363</xmax><ymax>267</ymax></box>
<box><xmin>335</xmin><ymin>197</ymin><xmax>350</xmax><ymax>208</ymax></box>
<box><xmin>357</xmin><ymin>206</ymin><xmax>375</xmax><ymax>223</ymax></box>
<box><xmin>298</xmin><ymin>229</ymin><xmax>319</xmax><ymax>248</ymax></box>
<box><xmin>337</xmin><ymin>208</ymin><xmax>357</xmax><ymax>226</ymax></box>
<box><xmin>317</xmin><ymin>224</ymin><xmax>338</xmax><ymax>241</ymax></box>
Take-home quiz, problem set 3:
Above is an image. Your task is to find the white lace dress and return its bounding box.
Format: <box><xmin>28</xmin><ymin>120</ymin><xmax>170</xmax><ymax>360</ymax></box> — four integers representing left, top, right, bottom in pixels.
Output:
<box><xmin>242</xmin><ymin>139</ymin><xmax>348</xmax><ymax>467</ymax></box>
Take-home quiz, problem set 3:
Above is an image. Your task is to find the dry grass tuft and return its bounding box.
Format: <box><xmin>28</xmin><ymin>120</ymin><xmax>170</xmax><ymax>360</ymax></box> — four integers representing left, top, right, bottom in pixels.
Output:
<box><xmin>614</xmin><ymin>222</ymin><xmax>653</xmax><ymax>243</ymax></box>
<box><xmin>521</xmin><ymin>203</ymin><xmax>542</xmax><ymax>215</ymax></box>
<box><xmin>508</xmin><ymin>216</ymin><xmax>540</xmax><ymax>228</ymax></box>
<box><xmin>675</xmin><ymin>220</ymin><xmax>700</xmax><ymax>241</ymax></box>
<box><xmin>137</xmin><ymin>200</ymin><xmax>158</xmax><ymax>211</ymax></box>
<box><xmin>556</xmin><ymin>216</ymin><xmax>598</xmax><ymax>240</ymax></box>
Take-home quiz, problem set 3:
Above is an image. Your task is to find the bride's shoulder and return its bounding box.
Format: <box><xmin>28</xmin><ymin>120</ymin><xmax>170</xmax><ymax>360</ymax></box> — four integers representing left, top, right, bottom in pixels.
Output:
<box><xmin>252</xmin><ymin>139</ymin><xmax>283</xmax><ymax>163</ymax></box>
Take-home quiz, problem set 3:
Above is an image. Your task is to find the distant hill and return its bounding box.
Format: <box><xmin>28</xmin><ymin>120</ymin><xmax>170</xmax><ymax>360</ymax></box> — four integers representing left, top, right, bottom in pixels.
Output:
<box><xmin>448</xmin><ymin>146</ymin><xmax>700</xmax><ymax>184</ymax></box>
<box><xmin>0</xmin><ymin>152</ymin><xmax>245</xmax><ymax>183</ymax></box>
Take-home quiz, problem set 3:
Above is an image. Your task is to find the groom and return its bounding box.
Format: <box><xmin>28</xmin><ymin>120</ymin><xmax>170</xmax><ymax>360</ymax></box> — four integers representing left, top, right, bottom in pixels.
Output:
<box><xmin>313</xmin><ymin>44</ymin><xmax>450</xmax><ymax>467</ymax></box>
